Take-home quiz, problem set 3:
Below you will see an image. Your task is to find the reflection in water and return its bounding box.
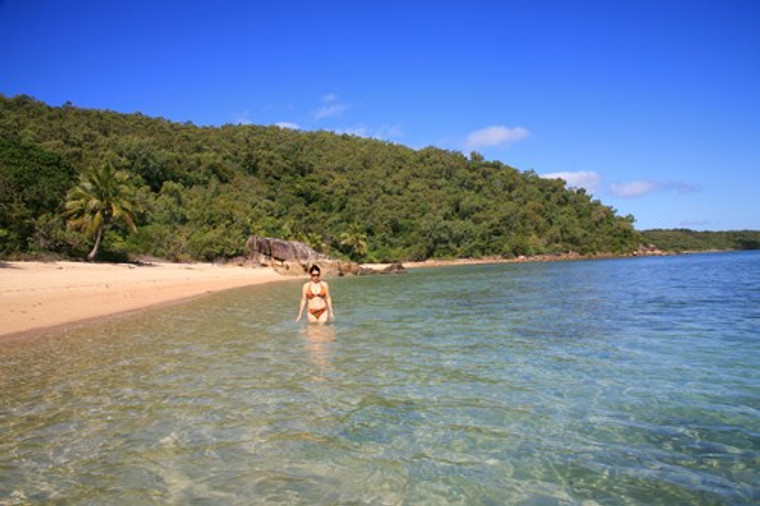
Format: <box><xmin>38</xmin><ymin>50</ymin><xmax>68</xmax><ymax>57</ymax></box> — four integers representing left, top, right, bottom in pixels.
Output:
<box><xmin>300</xmin><ymin>323</ymin><xmax>336</xmax><ymax>381</ymax></box>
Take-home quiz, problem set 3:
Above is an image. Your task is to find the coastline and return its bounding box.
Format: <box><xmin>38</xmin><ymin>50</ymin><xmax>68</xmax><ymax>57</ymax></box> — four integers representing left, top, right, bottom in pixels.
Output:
<box><xmin>0</xmin><ymin>261</ymin><xmax>286</xmax><ymax>340</ymax></box>
<box><xmin>400</xmin><ymin>250</ymin><xmax>670</xmax><ymax>269</ymax></box>
<box><xmin>0</xmin><ymin>249</ymin><xmax>704</xmax><ymax>341</ymax></box>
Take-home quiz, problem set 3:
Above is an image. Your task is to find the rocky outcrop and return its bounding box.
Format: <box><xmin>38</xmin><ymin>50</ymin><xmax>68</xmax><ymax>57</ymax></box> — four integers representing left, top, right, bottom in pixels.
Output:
<box><xmin>634</xmin><ymin>244</ymin><xmax>667</xmax><ymax>256</ymax></box>
<box><xmin>245</xmin><ymin>235</ymin><xmax>405</xmax><ymax>277</ymax></box>
<box><xmin>246</xmin><ymin>235</ymin><xmax>325</xmax><ymax>265</ymax></box>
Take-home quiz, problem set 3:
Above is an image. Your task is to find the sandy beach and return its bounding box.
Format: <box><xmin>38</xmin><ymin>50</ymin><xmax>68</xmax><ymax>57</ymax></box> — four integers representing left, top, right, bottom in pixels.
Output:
<box><xmin>0</xmin><ymin>253</ymin><xmax>654</xmax><ymax>340</ymax></box>
<box><xmin>0</xmin><ymin>261</ymin><xmax>286</xmax><ymax>339</ymax></box>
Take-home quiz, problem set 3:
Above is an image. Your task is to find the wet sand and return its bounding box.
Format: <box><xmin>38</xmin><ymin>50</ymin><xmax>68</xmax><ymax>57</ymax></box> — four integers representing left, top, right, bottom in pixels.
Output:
<box><xmin>0</xmin><ymin>261</ymin><xmax>285</xmax><ymax>339</ymax></box>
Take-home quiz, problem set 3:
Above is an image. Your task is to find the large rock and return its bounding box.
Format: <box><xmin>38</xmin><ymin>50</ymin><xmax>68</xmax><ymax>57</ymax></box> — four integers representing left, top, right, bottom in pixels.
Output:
<box><xmin>245</xmin><ymin>235</ymin><xmax>405</xmax><ymax>277</ymax></box>
<box><xmin>246</xmin><ymin>235</ymin><xmax>325</xmax><ymax>265</ymax></box>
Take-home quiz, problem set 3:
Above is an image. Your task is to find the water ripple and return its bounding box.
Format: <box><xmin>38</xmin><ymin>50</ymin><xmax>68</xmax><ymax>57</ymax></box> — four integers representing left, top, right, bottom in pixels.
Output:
<box><xmin>2</xmin><ymin>253</ymin><xmax>759</xmax><ymax>504</ymax></box>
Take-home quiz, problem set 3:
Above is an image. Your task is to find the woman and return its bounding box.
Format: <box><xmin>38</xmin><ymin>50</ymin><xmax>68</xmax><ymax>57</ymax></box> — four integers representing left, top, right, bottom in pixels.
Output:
<box><xmin>296</xmin><ymin>265</ymin><xmax>334</xmax><ymax>324</ymax></box>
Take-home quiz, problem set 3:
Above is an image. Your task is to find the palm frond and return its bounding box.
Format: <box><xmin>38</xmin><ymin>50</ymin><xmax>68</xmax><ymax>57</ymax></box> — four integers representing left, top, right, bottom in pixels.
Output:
<box><xmin>64</xmin><ymin>163</ymin><xmax>140</xmax><ymax>258</ymax></box>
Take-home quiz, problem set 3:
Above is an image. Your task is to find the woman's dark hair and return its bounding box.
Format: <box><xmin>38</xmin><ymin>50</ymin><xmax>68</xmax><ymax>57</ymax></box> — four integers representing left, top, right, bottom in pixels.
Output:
<box><xmin>309</xmin><ymin>265</ymin><xmax>321</xmax><ymax>275</ymax></box>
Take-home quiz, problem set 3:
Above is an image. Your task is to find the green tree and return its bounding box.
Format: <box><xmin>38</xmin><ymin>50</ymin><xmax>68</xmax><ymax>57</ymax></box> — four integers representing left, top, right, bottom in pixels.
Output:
<box><xmin>340</xmin><ymin>224</ymin><xmax>368</xmax><ymax>260</ymax></box>
<box><xmin>0</xmin><ymin>136</ymin><xmax>76</xmax><ymax>254</ymax></box>
<box><xmin>65</xmin><ymin>163</ymin><xmax>138</xmax><ymax>261</ymax></box>
<box><xmin>2</xmin><ymin>94</ymin><xmax>647</xmax><ymax>261</ymax></box>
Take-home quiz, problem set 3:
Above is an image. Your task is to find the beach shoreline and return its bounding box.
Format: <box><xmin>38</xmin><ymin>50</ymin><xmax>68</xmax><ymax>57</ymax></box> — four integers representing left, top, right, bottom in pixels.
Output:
<box><xmin>0</xmin><ymin>250</ymin><xmax>681</xmax><ymax>341</ymax></box>
<box><xmin>400</xmin><ymin>250</ymin><xmax>671</xmax><ymax>269</ymax></box>
<box><xmin>0</xmin><ymin>261</ymin><xmax>287</xmax><ymax>340</ymax></box>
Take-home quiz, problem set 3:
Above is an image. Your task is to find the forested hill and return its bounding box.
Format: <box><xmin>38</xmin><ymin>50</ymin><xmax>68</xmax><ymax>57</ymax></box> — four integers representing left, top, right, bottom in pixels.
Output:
<box><xmin>641</xmin><ymin>229</ymin><xmax>760</xmax><ymax>253</ymax></box>
<box><xmin>1</xmin><ymin>94</ymin><xmax>640</xmax><ymax>262</ymax></box>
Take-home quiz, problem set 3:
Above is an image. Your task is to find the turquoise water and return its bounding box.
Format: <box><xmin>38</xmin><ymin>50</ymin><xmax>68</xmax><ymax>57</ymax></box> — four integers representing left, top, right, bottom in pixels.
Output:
<box><xmin>2</xmin><ymin>252</ymin><xmax>759</xmax><ymax>505</ymax></box>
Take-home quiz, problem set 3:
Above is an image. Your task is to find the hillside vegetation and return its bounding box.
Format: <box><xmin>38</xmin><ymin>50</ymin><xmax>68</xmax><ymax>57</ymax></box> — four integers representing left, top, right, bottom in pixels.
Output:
<box><xmin>1</xmin><ymin>94</ymin><xmax>642</xmax><ymax>262</ymax></box>
<box><xmin>641</xmin><ymin>229</ymin><xmax>760</xmax><ymax>253</ymax></box>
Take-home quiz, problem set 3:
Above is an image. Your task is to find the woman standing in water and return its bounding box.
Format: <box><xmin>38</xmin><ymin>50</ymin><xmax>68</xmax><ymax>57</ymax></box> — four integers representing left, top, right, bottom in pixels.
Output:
<box><xmin>296</xmin><ymin>265</ymin><xmax>334</xmax><ymax>324</ymax></box>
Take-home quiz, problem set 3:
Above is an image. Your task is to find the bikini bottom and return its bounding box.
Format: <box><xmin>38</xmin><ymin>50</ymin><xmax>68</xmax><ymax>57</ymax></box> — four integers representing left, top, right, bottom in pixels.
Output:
<box><xmin>308</xmin><ymin>307</ymin><xmax>327</xmax><ymax>319</ymax></box>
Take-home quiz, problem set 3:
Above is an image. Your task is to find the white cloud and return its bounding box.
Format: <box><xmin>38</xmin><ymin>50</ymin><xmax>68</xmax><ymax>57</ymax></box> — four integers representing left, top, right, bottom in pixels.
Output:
<box><xmin>332</xmin><ymin>124</ymin><xmax>403</xmax><ymax>141</ymax></box>
<box><xmin>375</xmin><ymin>124</ymin><xmax>404</xmax><ymax>140</ymax></box>
<box><xmin>663</xmin><ymin>181</ymin><xmax>703</xmax><ymax>194</ymax></box>
<box><xmin>275</xmin><ymin>121</ymin><xmax>300</xmax><ymax>130</ymax></box>
<box><xmin>313</xmin><ymin>93</ymin><xmax>349</xmax><ymax>120</ymax></box>
<box><xmin>336</xmin><ymin>125</ymin><xmax>368</xmax><ymax>137</ymax></box>
<box><xmin>314</xmin><ymin>103</ymin><xmax>349</xmax><ymax>120</ymax></box>
<box><xmin>465</xmin><ymin>125</ymin><xmax>529</xmax><ymax>149</ymax></box>
<box><xmin>309</xmin><ymin>93</ymin><xmax>403</xmax><ymax>139</ymax></box>
<box><xmin>609</xmin><ymin>180</ymin><xmax>658</xmax><ymax>198</ymax></box>
<box><xmin>541</xmin><ymin>171</ymin><xmax>601</xmax><ymax>193</ymax></box>
<box><xmin>609</xmin><ymin>180</ymin><xmax>702</xmax><ymax>198</ymax></box>
<box><xmin>233</xmin><ymin>111</ymin><xmax>253</xmax><ymax>125</ymax></box>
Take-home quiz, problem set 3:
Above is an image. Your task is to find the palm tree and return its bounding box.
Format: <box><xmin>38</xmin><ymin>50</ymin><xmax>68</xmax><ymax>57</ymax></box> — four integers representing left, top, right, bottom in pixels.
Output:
<box><xmin>340</xmin><ymin>225</ymin><xmax>368</xmax><ymax>260</ymax></box>
<box><xmin>65</xmin><ymin>163</ymin><xmax>138</xmax><ymax>261</ymax></box>
<box><xmin>301</xmin><ymin>232</ymin><xmax>327</xmax><ymax>253</ymax></box>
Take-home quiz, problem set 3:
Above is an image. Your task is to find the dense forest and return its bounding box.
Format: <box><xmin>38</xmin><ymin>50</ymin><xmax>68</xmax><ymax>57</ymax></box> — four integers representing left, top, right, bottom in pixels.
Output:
<box><xmin>3</xmin><ymin>94</ymin><xmax>644</xmax><ymax>262</ymax></box>
<box><xmin>641</xmin><ymin>229</ymin><xmax>760</xmax><ymax>253</ymax></box>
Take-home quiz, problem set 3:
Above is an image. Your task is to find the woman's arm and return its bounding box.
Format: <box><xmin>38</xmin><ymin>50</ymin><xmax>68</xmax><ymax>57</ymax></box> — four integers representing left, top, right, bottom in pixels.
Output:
<box><xmin>296</xmin><ymin>284</ymin><xmax>307</xmax><ymax>321</ymax></box>
<box><xmin>324</xmin><ymin>283</ymin><xmax>335</xmax><ymax>320</ymax></box>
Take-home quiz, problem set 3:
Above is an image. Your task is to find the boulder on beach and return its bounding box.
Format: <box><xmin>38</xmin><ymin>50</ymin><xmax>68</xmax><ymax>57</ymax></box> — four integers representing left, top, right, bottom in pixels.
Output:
<box><xmin>245</xmin><ymin>235</ymin><xmax>405</xmax><ymax>276</ymax></box>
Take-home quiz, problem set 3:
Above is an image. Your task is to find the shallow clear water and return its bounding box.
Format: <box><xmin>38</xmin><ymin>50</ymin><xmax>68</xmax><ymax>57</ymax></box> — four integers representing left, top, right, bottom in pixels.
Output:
<box><xmin>2</xmin><ymin>252</ymin><xmax>759</xmax><ymax>505</ymax></box>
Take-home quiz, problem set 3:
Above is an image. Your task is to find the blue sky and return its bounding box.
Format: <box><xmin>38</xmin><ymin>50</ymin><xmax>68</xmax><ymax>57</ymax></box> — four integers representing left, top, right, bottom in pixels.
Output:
<box><xmin>2</xmin><ymin>0</ymin><xmax>759</xmax><ymax>230</ymax></box>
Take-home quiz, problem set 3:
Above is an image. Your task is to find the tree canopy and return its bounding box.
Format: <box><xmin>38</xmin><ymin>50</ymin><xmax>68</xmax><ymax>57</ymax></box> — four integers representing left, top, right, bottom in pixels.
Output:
<box><xmin>1</xmin><ymin>94</ymin><xmax>644</xmax><ymax>262</ymax></box>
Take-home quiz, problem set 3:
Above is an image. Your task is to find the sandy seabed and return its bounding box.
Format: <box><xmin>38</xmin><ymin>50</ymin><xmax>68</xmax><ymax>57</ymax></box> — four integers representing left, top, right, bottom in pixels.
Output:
<box><xmin>0</xmin><ymin>261</ymin><xmax>286</xmax><ymax>339</ymax></box>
